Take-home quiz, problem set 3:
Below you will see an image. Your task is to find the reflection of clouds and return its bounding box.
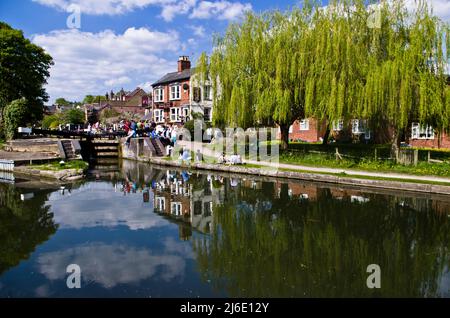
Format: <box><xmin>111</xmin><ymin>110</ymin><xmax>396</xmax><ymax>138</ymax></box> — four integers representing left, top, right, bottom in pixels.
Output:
<box><xmin>438</xmin><ymin>266</ymin><xmax>450</xmax><ymax>297</ymax></box>
<box><xmin>163</xmin><ymin>237</ymin><xmax>194</xmax><ymax>259</ymax></box>
<box><xmin>47</xmin><ymin>182</ymin><xmax>163</xmax><ymax>230</ymax></box>
<box><xmin>35</xmin><ymin>285</ymin><xmax>50</xmax><ymax>298</ymax></box>
<box><xmin>37</xmin><ymin>243</ymin><xmax>187</xmax><ymax>288</ymax></box>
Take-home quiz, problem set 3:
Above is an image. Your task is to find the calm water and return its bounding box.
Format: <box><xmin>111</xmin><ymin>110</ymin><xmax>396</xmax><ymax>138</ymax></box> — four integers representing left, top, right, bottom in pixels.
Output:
<box><xmin>0</xmin><ymin>160</ymin><xmax>449</xmax><ymax>298</ymax></box>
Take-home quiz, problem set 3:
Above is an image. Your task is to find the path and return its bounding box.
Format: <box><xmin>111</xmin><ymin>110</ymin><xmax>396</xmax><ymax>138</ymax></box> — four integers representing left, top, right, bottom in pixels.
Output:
<box><xmin>178</xmin><ymin>141</ymin><xmax>450</xmax><ymax>184</ymax></box>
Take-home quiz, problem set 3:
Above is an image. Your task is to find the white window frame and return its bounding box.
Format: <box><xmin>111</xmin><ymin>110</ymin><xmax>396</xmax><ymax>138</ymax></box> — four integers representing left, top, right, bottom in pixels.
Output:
<box><xmin>352</xmin><ymin>119</ymin><xmax>367</xmax><ymax>134</ymax></box>
<box><xmin>299</xmin><ymin>119</ymin><xmax>310</xmax><ymax>131</ymax></box>
<box><xmin>170</xmin><ymin>107</ymin><xmax>180</xmax><ymax>122</ymax></box>
<box><xmin>171</xmin><ymin>202</ymin><xmax>182</xmax><ymax>216</ymax></box>
<box><xmin>333</xmin><ymin>119</ymin><xmax>344</xmax><ymax>131</ymax></box>
<box><xmin>154</xmin><ymin>88</ymin><xmax>164</xmax><ymax>102</ymax></box>
<box><xmin>154</xmin><ymin>109</ymin><xmax>164</xmax><ymax>123</ymax></box>
<box><xmin>182</xmin><ymin>107</ymin><xmax>190</xmax><ymax>121</ymax></box>
<box><xmin>170</xmin><ymin>85</ymin><xmax>181</xmax><ymax>101</ymax></box>
<box><xmin>204</xmin><ymin>108</ymin><xmax>212</xmax><ymax>122</ymax></box>
<box><xmin>203</xmin><ymin>85</ymin><xmax>212</xmax><ymax>101</ymax></box>
<box><xmin>411</xmin><ymin>123</ymin><xmax>435</xmax><ymax>140</ymax></box>
<box><xmin>156</xmin><ymin>197</ymin><xmax>166</xmax><ymax>211</ymax></box>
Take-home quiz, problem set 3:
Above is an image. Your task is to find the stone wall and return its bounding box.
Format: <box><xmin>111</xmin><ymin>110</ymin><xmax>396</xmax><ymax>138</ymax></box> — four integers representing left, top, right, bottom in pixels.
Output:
<box><xmin>120</xmin><ymin>137</ymin><xmax>158</xmax><ymax>160</ymax></box>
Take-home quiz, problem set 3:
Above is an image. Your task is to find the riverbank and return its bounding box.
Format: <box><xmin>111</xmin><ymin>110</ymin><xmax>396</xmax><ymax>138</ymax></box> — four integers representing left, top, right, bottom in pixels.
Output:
<box><xmin>13</xmin><ymin>160</ymin><xmax>88</xmax><ymax>181</ymax></box>
<box><xmin>127</xmin><ymin>155</ymin><xmax>450</xmax><ymax>195</ymax></box>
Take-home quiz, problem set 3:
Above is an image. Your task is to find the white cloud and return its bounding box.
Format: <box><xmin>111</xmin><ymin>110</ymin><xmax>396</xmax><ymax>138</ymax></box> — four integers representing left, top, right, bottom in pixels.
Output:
<box><xmin>160</xmin><ymin>0</ymin><xmax>197</xmax><ymax>22</ymax></box>
<box><xmin>190</xmin><ymin>0</ymin><xmax>252</xmax><ymax>20</ymax></box>
<box><xmin>189</xmin><ymin>25</ymin><xmax>206</xmax><ymax>37</ymax></box>
<box><xmin>47</xmin><ymin>181</ymin><xmax>169</xmax><ymax>230</ymax></box>
<box><xmin>32</xmin><ymin>27</ymin><xmax>180</xmax><ymax>102</ymax></box>
<box><xmin>105</xmin><ymin>76</ymin><xmax>131</xmax><ymax>87</ymax></box>
<box><xmin>37</xmin><ymin>242</ymin><xmax>190</xmax><ymax>288</ymax></box>
<box><xmin>404</xmin><ymin>0</ymin><xmax>450</xmax><ymax>22</ymax></box>
<box><xmin>33</xmin><ymin>0</ymin><xmax>170</xmax><ymax>15</ymax></box>
<box><xmin>33</xmin><ymin>0</ymin><xmax>253</xmax><ymax>21</ymax></box>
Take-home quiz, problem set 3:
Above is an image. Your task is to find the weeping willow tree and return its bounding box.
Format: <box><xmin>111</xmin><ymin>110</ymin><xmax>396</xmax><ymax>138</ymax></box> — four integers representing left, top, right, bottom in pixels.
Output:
<box><xmin>198</xmin><ymin>0</ymin><xmax>450</xmax><ymax>153</ymax></box>
<box><xmin>357</xmin><ymin>0</ymin><xmax>450</xmax><ymax>158</ymax></box>
<box><xmin>197</xmin><ymin>5</ymin><xmax>316</xmax><ymax>149</ymax></box>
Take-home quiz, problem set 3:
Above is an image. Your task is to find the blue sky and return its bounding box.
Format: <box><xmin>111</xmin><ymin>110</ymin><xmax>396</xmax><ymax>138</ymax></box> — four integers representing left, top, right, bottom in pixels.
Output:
<box><xmin>0</xmin><ymin>0</ymin><xmax>306</xmax><ymax>103</ymax></box>
<box><xmin>0</xmin><ymin>0</ymin><xmax>449</xmax><ymax>103</ymax></box>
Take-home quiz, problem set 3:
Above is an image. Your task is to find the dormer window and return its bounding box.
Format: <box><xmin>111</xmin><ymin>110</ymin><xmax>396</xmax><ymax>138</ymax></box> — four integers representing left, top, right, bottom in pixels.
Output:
<box><xmin>170</xmin><ymin>84</ymin><xmax>181</xmax><ymax>100</ymax></box>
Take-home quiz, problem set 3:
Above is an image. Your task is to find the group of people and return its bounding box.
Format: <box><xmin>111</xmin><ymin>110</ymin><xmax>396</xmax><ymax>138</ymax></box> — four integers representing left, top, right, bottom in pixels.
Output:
<box><xmin>123</xmin><ymin>120</ymin><xmax>179</xmax><ymax>147</ymax></box>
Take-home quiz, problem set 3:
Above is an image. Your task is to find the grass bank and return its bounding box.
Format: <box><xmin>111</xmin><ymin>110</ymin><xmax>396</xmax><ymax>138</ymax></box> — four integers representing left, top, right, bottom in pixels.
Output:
<box><xmin>30</xmin><ymin>160</ymin><xmax>89</xmax><ymax>171</ymax></box>
<box><xmin>280</xmin><ymin>146</ymin><xmax>450</xmax><ymax>178</ymax></box>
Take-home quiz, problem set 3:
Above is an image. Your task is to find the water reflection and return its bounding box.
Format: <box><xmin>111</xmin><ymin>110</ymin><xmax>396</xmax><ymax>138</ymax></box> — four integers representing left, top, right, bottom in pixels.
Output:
<box><xmin>0</xmin><ymin>160</ymin><xmax>449</xmax><ymax>297</ymax></box>
<box><xmin>0</xmin><ymin>184</ymin><xmax>57</xmax><ymax>276</ymax></box>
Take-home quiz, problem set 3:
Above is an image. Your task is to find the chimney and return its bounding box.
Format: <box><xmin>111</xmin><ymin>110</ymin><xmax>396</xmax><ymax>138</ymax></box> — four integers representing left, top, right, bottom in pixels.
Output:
<box><xmin>178</xmin><ymin>56</ymin><xmax>191</xmax><ymax>72</ymax></box>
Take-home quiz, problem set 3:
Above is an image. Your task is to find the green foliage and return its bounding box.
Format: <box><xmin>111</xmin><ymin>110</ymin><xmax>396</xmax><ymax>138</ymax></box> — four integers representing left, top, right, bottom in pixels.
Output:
<box><xmin>63</xmin><ymin>108</ymin><xmax>85</xmax><ymax>125</ymax></box>
<box><xmin>83</xmin><ymin>95</ymin><xmax>106</xmax><ymax>104</ymax></box>
<box><xmin>32</xmin><ymin>160</ymin><xmax>88</xmax><ymax>171</ymax></box>
<box><xmin>41</xmin><ymin>114</ymin><xmax>62</xmax><ymax>129</ymax></box>
<box><xmin>55</xmin><ymin>98</ymin><xmax>71</xmax><ymax>106</ymax></box>
<box><xmin>3</xmin><ymin>98</ymin><xmax>28</xmax><ymax>140</ymax></box>
<box><xmin>280</xmin><ymin>149</ymin><xmax>450</xmax><ymax>177</ymax></box>
<box><xmin>0</xmin><ymin>22</ymin><xmax>53</xmax><ymax>135</ymax></box>
<box><xmin>199</xmin><ymin>0</ymin><xmax>450</xmax><ymax>149</ymax></box>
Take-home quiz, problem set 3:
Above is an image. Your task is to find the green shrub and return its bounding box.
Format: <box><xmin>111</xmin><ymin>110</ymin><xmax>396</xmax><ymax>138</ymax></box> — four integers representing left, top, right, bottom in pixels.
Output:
<box><xmin>3</xmin><ymin>98</ymin><xmax>28</xmax><ymax>140</ymax></box>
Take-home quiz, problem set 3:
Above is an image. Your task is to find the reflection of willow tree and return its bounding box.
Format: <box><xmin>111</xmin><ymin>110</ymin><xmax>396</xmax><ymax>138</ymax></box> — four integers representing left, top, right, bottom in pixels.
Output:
<box><xmin>193</xmin><ymin>183</ymin><xmax>450</xmax><ymax>297</ymax></box>
<box><xmin>0</xmin><ymin>184</ymin><xmax>58</xmax><ymax>275</ymax></box>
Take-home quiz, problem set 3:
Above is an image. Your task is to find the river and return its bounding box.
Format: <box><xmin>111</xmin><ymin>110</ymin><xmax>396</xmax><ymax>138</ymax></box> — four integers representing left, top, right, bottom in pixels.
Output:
<box><xmin>0</xmin><ymin>159</ymin><xmax>449</xmax><ymax>297</ymax></box>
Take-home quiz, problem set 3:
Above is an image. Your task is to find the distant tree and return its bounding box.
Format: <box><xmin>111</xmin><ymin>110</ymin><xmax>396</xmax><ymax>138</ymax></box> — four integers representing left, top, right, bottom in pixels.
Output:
<box><xmin>41</xmin><ymin>114</ymin><xmax>62</xmax><ymax>129</ymax></box>
<box><xmin>83</xmin><ymin>95</ymin><xmax>106</xmax><ymax>104</ymax></box>
<box><xmin>63</xmin><ymin>108</ymin><xmax>85</xmax><ymax>125</ymax></box>
<box><xmin>82</xmin><ymin>95</ymin><xmax>95</xmax><ymax>104</ymax></box>
<box><xmin>0</xmin><ymin>22</ymin><xmax>53</xmax><ymax>138</ymax></box>
<box><xmin>3</xmin><ymin>98</ymin><xmax>29</xmax><ymax>139</ymax></box>
<box><xmin>55</xmin><ymin>98</ymin><xmax>71</xmax><ymax>106</ymax></box>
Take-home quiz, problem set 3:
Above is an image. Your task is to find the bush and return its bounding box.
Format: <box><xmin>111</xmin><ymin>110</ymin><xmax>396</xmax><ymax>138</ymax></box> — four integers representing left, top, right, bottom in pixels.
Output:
<box><xmin>63</xmin><ymin>108</ymin><xmax>85</xmax><ymax>125</ymax></box>
<box><xmin>3</xmin><ymin>98</ymin><xmax>28</xmax><ymax>140</ymax></box>
<box><xmin>42</xmin><ymin>114</ymin><xmax>62</xmax><ymax>129</ymax></box>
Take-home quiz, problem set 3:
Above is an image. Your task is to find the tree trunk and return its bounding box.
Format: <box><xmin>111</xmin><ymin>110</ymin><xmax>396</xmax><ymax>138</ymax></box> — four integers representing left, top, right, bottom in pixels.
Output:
<box><xmin>279</xmin><ymin>124</ymin><xmax>290</xmax><ymax>150</ymax></box>
<box><xmin>322</xmin><ymin>128</ymin><xmax>331</xmax><ymax>145</ymax></box>
<box><xmin>391</xmin><ymin>128</ymin><xmax>400</xmax><ymax>162</ymax></box>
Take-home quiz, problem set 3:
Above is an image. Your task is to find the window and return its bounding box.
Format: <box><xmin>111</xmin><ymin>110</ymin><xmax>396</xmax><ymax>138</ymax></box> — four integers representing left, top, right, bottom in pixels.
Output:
<box><xmin>154</xmin><ymin>88</ymin><xmax>164</xmax><ymax>102</ymax></box>
<box><xmin>204</xmin><ymin>108</ymin><xmax>211</xmax><ymax>122</ymax></box>
<box><xmin>204</xmin><ymin>202</ymin><xmax>212</xmax><ymax>217</ymax></box>
<box><xmin>155</xmin><ymin>197</ymin><xmax>165</xmax><ymax>211</ymax></box>
<box><xmin>289</xmin><ymin>125</ymin><xmax>293</xmax><ymax>133</ymax></box>
<box><xmin>170</xmin><ymin>85</ymin><xmax>181</xmax><ymax>100</ymax></box>
<box><xmin>171</xmin><ymin>202</ymin><xmax>182</xmax><ymax>216</ymax></box>
<box><xmin>333</xmin><ymin>119</ymin><xmax>344</xmax><ymax>131</ymax></box>
<box><xmin>154</xmin><ymin>109</ymin><xmax>164</xmax><ymax>123</ymax></box>
<box><xmin>182</xmin><ymin>107</ymin><xmax>190</xmax><ymax>121</ymax></box>
<box><xmin>203</xmin><ymin>85</ymin><xmax>212</xmax><ymax>101</ymax></box>
<box><xmin>352</xmin><ymin>119</ymin><xmax>367</xmax><ymax>134</ymax></box>
<box><xmin>299</xmin><ymin>119</ymin><xmax>309</xmax><ymax>131</ymax></box>
<box><xmin>170</xmin><ymin>108</ymin><xmax>180</xmax><ymax>122</ymax></box>
<box><xmin>411</xmin><ymin>123</ymin><xmax>435</xmax><ymax>140</ymax></box>
<box><xmin>193</xmin><ymin>87</ymin><xmax>201</xmax><ymax>102</ymax></box>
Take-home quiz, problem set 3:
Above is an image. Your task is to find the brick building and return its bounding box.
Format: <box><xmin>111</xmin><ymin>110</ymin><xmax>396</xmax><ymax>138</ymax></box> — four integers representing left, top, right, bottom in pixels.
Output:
<box><xmin>152</xmin><ymin>56</ymin><xmax>192</xmax><ymax>125</ymax></box>
<box><xmin>407</xmin><ymin>123</ymin><xmax>450</xmax><ymax>149</ymax></box>
<box><xmin>151</xmin><ymin>56</ymin><xmax>213</xmax><ymax>125</ymax></box>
